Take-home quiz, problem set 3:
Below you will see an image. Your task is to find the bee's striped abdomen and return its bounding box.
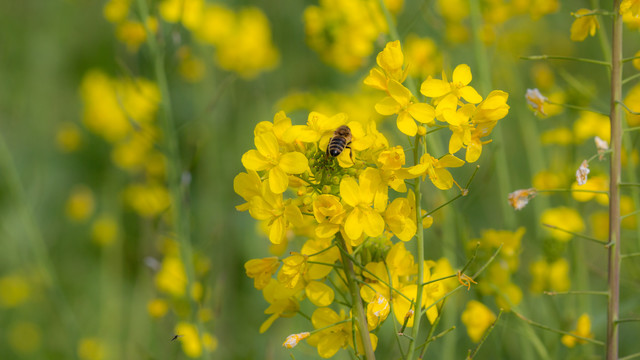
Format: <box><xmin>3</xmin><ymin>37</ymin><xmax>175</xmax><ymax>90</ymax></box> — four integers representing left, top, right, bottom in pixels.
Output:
<box><xmin>327</xmin><ymin>137</ymin><xmax>347</xmax><ymax>157</ymax></box>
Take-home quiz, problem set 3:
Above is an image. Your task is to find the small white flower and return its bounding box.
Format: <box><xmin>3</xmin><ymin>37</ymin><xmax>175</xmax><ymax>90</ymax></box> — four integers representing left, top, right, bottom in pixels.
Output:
<box><xmin>525</xmin><ymin>88</ymin><xmax>548</xmax><ymax>116</ymax></box>
<box><xmin>576</xmin><ymin>160</ymin><xmax>590</xmax><ymax>185</ymax></box>
<box><xmin>594</xmin><ymin>136</ymin><xmax>609</xmax><ymax>160</ymax></box>
<box><xmin>283</xmin><ymin>332</ymin><xmax>310</xmax><ymax>349</ymax></box>
<box><xmin>508</xmin><ymin>188</ymin><xmax>537</xmax><ymax>210</ymax></box>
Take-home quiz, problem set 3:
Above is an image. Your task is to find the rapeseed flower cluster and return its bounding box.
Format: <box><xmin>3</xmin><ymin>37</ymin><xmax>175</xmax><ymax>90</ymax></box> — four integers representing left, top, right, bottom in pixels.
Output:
<box><xmin>236</xmin><ymin>41</ymin><xmax>509</xmax><ymax>358</ymax></box>
<box><xmin>102</xmin><ymin>0</ymin><xmax>279</xmax><ymax>79</ymax></box>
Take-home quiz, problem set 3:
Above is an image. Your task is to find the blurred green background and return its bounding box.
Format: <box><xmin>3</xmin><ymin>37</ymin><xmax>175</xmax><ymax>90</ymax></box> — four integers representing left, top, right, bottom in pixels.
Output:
<box><xmin>1</xmin><ymin>0</ymin><xmax>640</xmax><ymax>359</ymax></box>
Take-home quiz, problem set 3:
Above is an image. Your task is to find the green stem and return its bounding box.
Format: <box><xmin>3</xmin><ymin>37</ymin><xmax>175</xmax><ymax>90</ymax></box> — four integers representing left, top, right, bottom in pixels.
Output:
<box><xmin>622</xmin><ymin>72</ymin><xmax>640</xmax><ymax>85</ymax></box>
<box><xmin>607</xmin><ymin>2</ymin><xmax>623</xmax><ymax>359</ymax></box>
<box><xmin>543</xmin><ymin>290</ymin><xmax>608</xmax><ymax>296</ymax></box>
<box><xmin>513</xmin><ymin>311</ymin><xmax>605</xmax><ymax>346</ymax></box>
<box><xmin>541</xmin><ymin>223</ymin><xmax>607</xmax><ymax>245</ymax></box>
<box><xmin>336</xmin><ymin>233</ymin><xmax>375</xmax><ymax>359</ymax></box>
<box><xmin>546</xmin><ymin>101</ymin><xmax>608</xmax><ymax>116</ymax></box>
<box><xmin>407</xmin><ymin>134</ymin><xmax>426</xmax><ymax>360</ymax></box>
<box><xmin>520</xmin><ymin>55</ymin><xmax>611</xmax><ymax>67</ymax></box>
<box><xmin>136</xmin><ymin>1</ymin><xmax>206</xmax><ymax>358</ymax></box>
<box><xmin>467</xmin><ymin>310</ymin><xmax>503</xmax><ymax>359</ymax></box>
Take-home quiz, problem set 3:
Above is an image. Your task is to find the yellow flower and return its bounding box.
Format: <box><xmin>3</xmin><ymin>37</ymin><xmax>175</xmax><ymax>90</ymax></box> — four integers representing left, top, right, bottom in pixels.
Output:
<box><xmin>305</xmin><ymin>280</ymin><xmax>335</xmax><ymax>307</ymax></box>
<box><xmin>571</xmin><ymin>174</ymin><xmax>608</xmax><ymax>204</ymax></box>
<box><xmin>158</xmin><ymin>0</ymin><xmax>203</xmax><ymax>31</ymax></box>
<box><xmin>277</xmin><ymin>253</ymin><xmax>307</xmax><ymax>289</ymax></box>
<box><xmin>561</xmin><ymin>314</ymin><xmax>594</xmax><ymax>347</ymax></box>
<box><xmin>574</xmin><ymin>111</ymin><xmax>611</xmax><ymax>143</ymax></box>
<box><xmin>375</xmin><ymin>40</ymin><xmax>406</xmax><ymax>83</ymax></box>
<box><xmin>541</xmin><ymin>207</ymin><xmax>585</xmax><ymax>241</ymax></box>
<box><xmin>154</xmin><ymin>255</ymin><xmax>187</xmax><ymax>297</ymax></box>
<box><xmin>307</xmin><ymin>307</ymin><xmax>378</xmax><ymax>358</ymax></box>
<box><xmin>403</xmin><ymin>153</ymin><xmax>465</xmax><ymax>190</ymax></box>
<box><xmin>366</xmin><ymin>293</ymin><xmax>390</xmax><ymax>330</ymax></box>
<box><xmin>529</xmin><ymin>258</ymin><xmax>571</xmax><ymax>293</ymax></box>
<box><xmin>420</xmin><ymin>64</ymin><xmax>483</xmax><ymax>104</ymax></box>
<box><xmin>260</xmin><ymin>279</ymin><xmax>300</xmax><ymax>333</ymax></box>
<box><xmin>245</xmin><ymin>257</ymin><xmax>280</xmax><ymax>290</ymax></box>
<box><xmin>174</xmin><ymin>322</ymin><xmax>215</xmax><ymax>358</ymax></box>
<box><xmin>384</xmin><ymin>192</ymin><xmax>417</xmax><ymax>241</ymax></box>
<box><xmin>247</xmin><ymin>180</ymin><xmax>304</xmax><ymax>244</ymax></box>
<box><xmin>283</xmin><ymin>111</ymin><xmax>347</xmax><ymax>146</ymax></box>
<box><xmin>56</xmin><ymin>122</ymin><xmax>82</xmax><ymax>152</ymax></box>
<box><xmin>0</xmin><ymin>274</ymin><xmax>31</xmax><ymax>308</ymax></box>
<box><xmin>541</xmin><ymin>127</ymin><xmax>574</xmax><ymax>145</ymax></box>
<box><xmin>233</xmin><ymin>170</ymin><xmax>262</xmax><ymax>211</ymax></box>
<box><xmin>91</xmin><ymin>214</ymin><xmax>119</xmax><ymax>247</ymax></box>
<box><xmin>77</xmin><ymin>337</ymin><xmax>107</xmax><ymax>360</ymax></box>
<box><xmin>65</xmin><ymin>185</ymin><xmax>95</xmax><ymax>222</ymax></box>
<box><xmin>302</xmin><ymin>238</ymin><xmax>340</xmax><ymax>279</ymax></box>
<box><xmin>340</xmin><ymin>173</ymin><xmax>385</xmax><ymax>242</ymax></box>
<box><xmin>404</xmin><ymin>34</ymin><xmax>442</xmax><ymax>79</ymax></box>
<box><xmin>124</xmin><ymin>182</ymin><xmax>171</xmax><ymax>217</ymax></box>
<box><xmin>375</xmin><ymin>79</ymin><xmax>435</xmax><ymax>136</ymax></box>
<box><xmin>313</xmin><ymin>194</ymin><xmax>346</xmax><ymax>238</ymax></box>
<box><xmin>103</xmin><ymin>0</ymin><xmax>130</xmax><ymax>23</ymax></box>
<box><xmin>570</xmin><ymin>9</ymin><xmax>599</xmax><ymax>41</ymax></box>
<box><xmin>621</xmin><ymin>0</ymin><xmax>640</xmax><ymax>17</ymax></box>
<box><xmin>8</xmin><ymin>321</ymin><xmax>41</xmax><ymax>355</ymax></box>
<box><xmin>624</xmin><ymin>83</ymin><xmax>640</xmax><ymax>127</ymax></box>
<box><xmin>241</xmin><ymin>132</ymin><xmax>309</xmax><ymax>194</ymax></box>
<box><xmin>147</xmin><ymin>298</ymin><xmax>169</xmax><ymax>318</ymax></box>
<box><xmin>461</xmin><ymin>300</ymin><xmax>496</xmax><ymax>342</ymax></box>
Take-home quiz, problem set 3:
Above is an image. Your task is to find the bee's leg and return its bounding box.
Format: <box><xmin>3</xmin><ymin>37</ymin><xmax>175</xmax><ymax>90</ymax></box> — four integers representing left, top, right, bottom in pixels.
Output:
<box><xmin>347</xmin><ymin>144</ymin><xmax>353</xmax><ymax>163</ymax></box>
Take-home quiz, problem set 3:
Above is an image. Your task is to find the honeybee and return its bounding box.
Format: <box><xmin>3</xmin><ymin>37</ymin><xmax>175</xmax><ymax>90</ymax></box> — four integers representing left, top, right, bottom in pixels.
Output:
<box><xmin>326</xmin><ymin>125</ymin><xmax>353</xmax><ymax>160</ymax></box>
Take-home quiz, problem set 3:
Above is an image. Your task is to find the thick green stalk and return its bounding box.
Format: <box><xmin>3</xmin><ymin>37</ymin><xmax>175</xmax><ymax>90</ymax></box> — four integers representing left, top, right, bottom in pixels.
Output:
<box><xmin>135</xmin><ymin>1</ymin><xmax>206</xmax><ymax>357</ymax></box>
<box><xmin>406</xmin><ymin>135</ymin><xmax>425</xmax><ymax>360</ymax></box>
<box><xmin>607</xmin><ymin>1</ymin><xmax>623</xmax><ymax>359</ymax></box>
<box><xmin>337</xmin><ymin>234</ymin><xmax>375</xmax><ymax>359</ymax></box>
<box><xmin>469</xmin><ymin>0</ymin><xmax>515</xmax><ymax>229</ymax></box>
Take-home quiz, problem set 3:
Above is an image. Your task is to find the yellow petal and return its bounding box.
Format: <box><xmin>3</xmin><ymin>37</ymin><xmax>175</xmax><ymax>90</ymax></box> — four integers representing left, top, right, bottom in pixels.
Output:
<box><xmin>241</xmin><ymin>150</ymin><xmax>271</xmax><ymax>171</ymax></box>
<box><xmin>387</xmin><ymin>79</ymin><xmax>411</xmax><ymax>107</ymax></box>
<box><xmin>439</xmin><ymin>154</ymin><xmax>465</xmax><ymax>167</ymax></box>
<box><xmin>279</xmin><ymin>152</ymin><xmax>309</xmax><ymax>174</ymax></box>
<box><xmin>305</xmin><ymin>281</ymin><xmax>335</xmax><ymax>307</ymax></box>
<box><xmin>375</xmin><ymin>96</ymin><xmax>402</xmax><ymax>116</ymax></box>
<box><xmin>255</xmin><ymin>132</ymin><xmax>279</xmax><ymax>158</ymax></box>
<box><xmin>340</xmin><ymin>177</ymin><xmax>361</xmax><ymax>207</ymax></box>
<box><xmin>408</xmin><ymin>103</ymin><xmax>435</xmax><ymax>124</ymax></box>
<box><xmin>420</xmin><ymin>77</ymin><xmax>450</xmax><ymax>98</ymax></box>
<box><xmin>397</xmin><ymin>112</ymin><xmax>417</xmax><ymax>136</ymax></box>
<box><xmin>269</xmin><ymin>217</ymin><xmax>285</xmax><ymax>244</ymax></box>
<box><xmin>363</xmin><ymin>210</ymin><xmax>385</xmax><ymax>237</ymax></box>
<box><xmin>345</xmin><ymin>208</ymin><xmax>364</xmax><ymax>240</ymax></box>
<box><xmin>459</xmin><ymin>86</ymin><xmax>483</xmax><ymax>104</ymax></box>
<box><xmin>364</xmin><ymin>68</ymin><xmax>387</xmax><ymax>91</ymax></box>
<box><xmin>465</xmin><ymin>139</ymin><xmax>482</xmax><ymax>163</ymax></box>
<box><xmin>268</xmin><ymin>167</ymin><xmax>289</xmax><ymax>194</ymax></box>
<box><xmin>452</xmin><ymin>64</ymin><xmax>472</xmax><ymax>86</ymax></box>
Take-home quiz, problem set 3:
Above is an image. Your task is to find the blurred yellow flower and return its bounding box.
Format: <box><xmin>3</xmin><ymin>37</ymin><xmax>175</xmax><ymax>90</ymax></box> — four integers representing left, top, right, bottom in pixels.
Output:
<box><xmin>570</xmin><ymin>9</ymin><xmax>599</xmax><ymax>41</ymax></box>
<box><xmin>561</xmin><ymin>314</ymin><xmax>594</xmax><ymax>347</ymax></box>
<box><xmin>623</xmin><ymin>83</ymin><xmax>640</xmax><ymax>127</ymax></box>
<box><xmin>0</xmin><ymin>274</ymin><xmax>31</xmax><ymax>308</ymax></box>
<box><xmin>532</xmin><ymin>170</ymin><xmax>565</xmax><ymax>189</ymax></box>
<box><xmin>66</xmin><ymin>185</ymin><xmax>95</xmax><ymax>222</ymax></box>
<box><xmin>571</xmin><ymin>175</ymin><xmax>608</xmax><ymax>204</ymax></box>
<box><xmin>103</xmin><ymin>0</ymin><xmax>130</xmax><ymax>23</ymax></box>
<box><xmin>245</xmin><ymin>257</ymin><xmax>280</xmax><ymax>290</ymax></box>
<box><xmin>529</xmin><ymin>258</ymin><xmax>571</xmax><ymax>293</ymax></box>
<box><xmin>91</xmin><ymin>214</ymin><xmax>119</xmax><ymax>247</ymax></box>
<box><xmin>404</xmin><ymin>34</ymin><xmax>442</xmax><ymax>79</ymax></box>
<box><xmin>540</xmin><ymin>127</ymin><xmax>573</xmax><ymax>145</ymax></box>
<box><xmin>573</xmin><ymin>111</ymin><xmax>610</xmax><ymax>143</ymax></box>
<box><xmin>177</xmin><ymin>46</ymin><xmax>205</xmax><ymax>83</ymax></box>
<box><xmin>461</xmin><ymin>300</ymin><xmax>496</xmax><ymax>342</ymax></box>
<box><xmin>8</xmin><ymin>321</ymin><xmax>41</xmax><ymax>355</ymax></box>
<box><xmin>77</xmin><ymin>337</ymin><xmax>107</xmax><ymax>360</ymax></box>
<box><xmin>174</xmin><ymin>322</ymin><xmax>215</xmax><ymax>358</ymax></box>
<box><xmin>56</xmin><ymin>122</ymin><xmax>82</xmax><ymax>152</ymax></box>
<box><xmin>541</xmin><ymin>207</ymin><xmax>585</xmax><ymax>241</ymax></box>
<box><xmin>158</xmin><ymin>0</ymin><xmax>203</xmax><ymax>30</ymax></box>
<box><xmin>124</xmin><ymin>182</ymin><xmax>171</xmax><ymax>218</ymax></box>
<box><xmin>147</xmin><ymin>298</ymin><xmax>169</xmax><ymax>318</ymax></box>
<box><xmin>155</xmin><ymin>256</ymin><xmax>187</xmax><ymax>297</ymax></box>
